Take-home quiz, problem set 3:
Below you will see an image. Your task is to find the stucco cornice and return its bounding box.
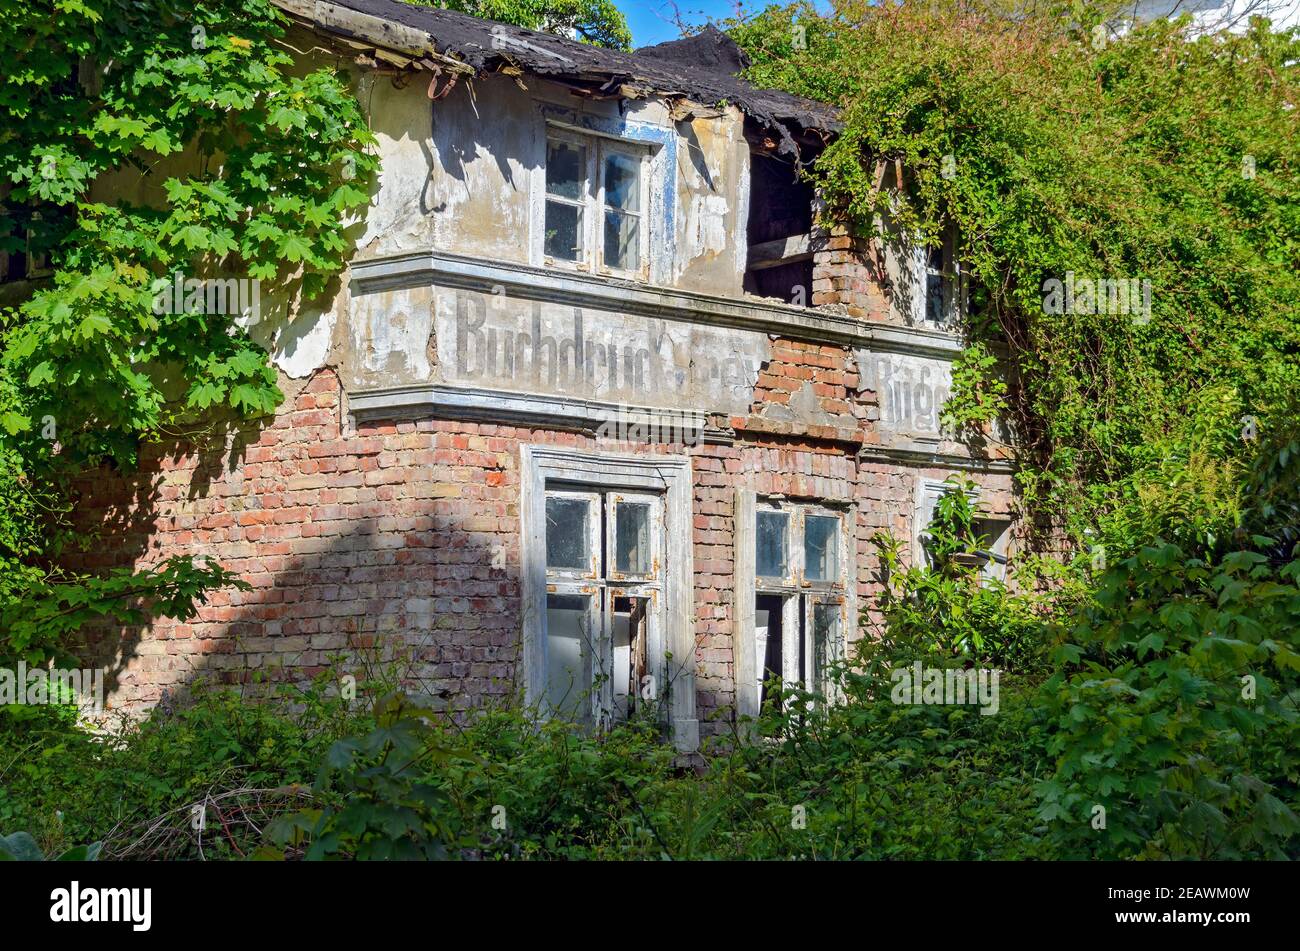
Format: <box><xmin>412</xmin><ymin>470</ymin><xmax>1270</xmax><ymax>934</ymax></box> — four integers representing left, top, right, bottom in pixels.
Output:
<box><xmin>349</xmin><ymin>249</ymin><xmax>968</xmax><ymax>360</ymax></box>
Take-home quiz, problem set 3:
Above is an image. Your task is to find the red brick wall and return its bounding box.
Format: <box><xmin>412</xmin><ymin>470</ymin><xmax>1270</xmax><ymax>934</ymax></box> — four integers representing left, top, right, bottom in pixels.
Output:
<box><xmin>812</xmin><ymin>226</ymin><xmax>891</xmax><ymax>320</ymax></box>
<box><xmin>72</xmin><ymin>335</ymin><xmax>1015</xmax><ymax>739</ymax></box>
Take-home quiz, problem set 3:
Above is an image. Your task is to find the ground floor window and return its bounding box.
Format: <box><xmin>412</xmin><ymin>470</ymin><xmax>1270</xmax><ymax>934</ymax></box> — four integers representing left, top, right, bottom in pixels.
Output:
<box><xmin>754</xmin><ymin>592</ymin><xmax>841</xmax><ymax>705</ymax></box>
<box><xmin>735</xmin><ymin>490</ymin><xmax>852</xmax><ymax>720</ymax></box>
<box><xmin>521</xmin><ymin>447</ymin><xmax>697</xmax><ymax>751</ymax></box>
<box><xmin>913</xmin><ymin>476</ymin><xmax>1012</xmax><ymax>581</ymax></box>
<box><xmin>543</xmin><ymin>488</ymin><xmax>663</xmax><ymax>727</ymax></box>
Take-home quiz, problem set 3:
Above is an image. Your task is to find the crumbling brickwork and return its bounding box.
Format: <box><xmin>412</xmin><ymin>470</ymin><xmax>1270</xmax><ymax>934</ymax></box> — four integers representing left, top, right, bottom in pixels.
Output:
<box><xmin>73</xmin><ymin>327</ymin><xmax>1014</xmax><ymax>745</ymax></box>
<box><xmin>812</xmin><ymin>226</ymin><xmax>891</xmax><ymax>320</ymax></box>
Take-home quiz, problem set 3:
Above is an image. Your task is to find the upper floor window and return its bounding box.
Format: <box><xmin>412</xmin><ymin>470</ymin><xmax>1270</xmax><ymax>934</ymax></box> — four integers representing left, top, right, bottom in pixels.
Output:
<box><xmin>920</xmin><ymin>227</ymin><xmax>960</xmax><ymax>329</ymax></box>
<box><xmin>743</xmin><ymin>150</ymin><xmax>815</xmax><ymax>307</ymax></box>
<box><xmin>543</xmin><ymin>131</ymin><xmax>647</xmax><ymax>277</ymax></box>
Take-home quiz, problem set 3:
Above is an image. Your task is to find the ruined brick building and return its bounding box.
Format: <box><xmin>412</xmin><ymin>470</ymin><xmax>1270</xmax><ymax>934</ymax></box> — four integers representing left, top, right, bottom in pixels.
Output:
<box><xmin>72</xmin><ymin>0</ymin><xmax>1017</xmax><ymax>751</ymax></box>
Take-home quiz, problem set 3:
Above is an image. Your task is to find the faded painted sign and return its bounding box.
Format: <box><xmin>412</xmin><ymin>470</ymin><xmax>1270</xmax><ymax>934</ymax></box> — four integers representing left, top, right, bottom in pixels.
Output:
<box><xmin>347</xmin><ymin>282</ymin><xmax>767</xmax><ymax>413</ymax></box>
<box><xmin>433</xmin><ymin>287</ymin><xmax>764</xmax><ymax>412</ymax></box>
<box><xmin>351</xmin><ymin>284</ymin><xmax>434</xmax><ymax>382</ymax></box>
<box><xmin>861</xmin><ymin>351</ymin><xmax>953</xmax><ymax>441</ymax></box>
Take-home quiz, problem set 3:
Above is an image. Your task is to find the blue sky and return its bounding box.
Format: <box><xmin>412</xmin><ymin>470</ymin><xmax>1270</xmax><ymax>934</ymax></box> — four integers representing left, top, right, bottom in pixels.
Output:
<box><xmin>620</xmin><ymin>0</ymin><xmax>747</xmax><ymax>47</ymax></box>
<box><xmin>620</xmin><ymin>0</ymin><xmax>836</xmax><ymax>49</ymax></box>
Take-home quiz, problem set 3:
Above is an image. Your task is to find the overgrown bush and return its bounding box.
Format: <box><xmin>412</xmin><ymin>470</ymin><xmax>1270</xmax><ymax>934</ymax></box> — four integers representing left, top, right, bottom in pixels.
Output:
<box><xmin>0</xmin><ymin>676</ymin><xmax>366</xmax><ymax>859</ymax></box>
<box><xmin>869</xmin><ymin>477</ymin><xmax>1055</xmax><ymax>673</ymax></box>
<box><xmin>728</xmin><ymin>2</ymin><xmax>1300</xmax><ymax>550</ymax></box>
<box><xmin>1037</xmin><ymin>418</ymin><xmax>1300</xmax><ymax>859</ymax></box>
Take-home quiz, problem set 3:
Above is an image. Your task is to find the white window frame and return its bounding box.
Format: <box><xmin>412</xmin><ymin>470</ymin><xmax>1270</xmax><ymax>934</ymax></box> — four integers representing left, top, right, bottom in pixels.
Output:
<box><xmin>543</xmin><ymin>488</ymin><xmax>664</xmax><ymax>730</ymax></box>
<box><xmin>911</xmin><ymin>226</ymin><xmax>963</xmax><ymax>329</ymax></box>
<box><xmin>735</xmin><ymin>492</ymin><xmax>853</xmax><ymax>721</ymax></box>
<box><xmin>544</xmin><ymin>489</ymin><xmax>601</xmax><ymax>582</ymax></box>
<box><xmin>913</xmin><ymin>476</ymin><xmax>1011</xmax><ymax>581</ymax></box>
<box><xmin>521</xmin><ymin>446</ymin><xmax>697</xmax><ymax>751</ymax></box>
<box><xmin>537</xmin><ymin>125</ymin><xmax>652</xmax><ymax>281</ymax></box>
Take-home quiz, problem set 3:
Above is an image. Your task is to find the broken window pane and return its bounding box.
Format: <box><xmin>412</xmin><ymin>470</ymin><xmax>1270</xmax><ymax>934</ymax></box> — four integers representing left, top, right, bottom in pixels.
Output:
<box><xmin>804</xmin><ymin>515</ymin><xmax>839</xmax><ymax>582</ymax></box>
<box><xmin>925</xmin><ymin>244</ymin><xmax>947</xmax><ymax>323</ymax></box>
<box><xmin>603</xmin><ymin>152</ymin><xmax>639</xmax><ymax>211</ymax></box>
<box><xmin>546</xmin><ymin>496</ymin><xmax>590</xmax><ymax>570</ymax></box>
<box><xmin>755</xmin><ymin>593</ymin><xmax>785</xmax><ymax>706</ymax></box>
<box><xmin>614</xmin><ymin>500</ymin><xmax>651</xmax><ymax>575</ymax></box>
<box><xmin>545</xmin><ymin>200</ymin><xmax>582</xmax><ymax>262</ymax></box>
<box><xmin>610</xmin><ymin>596</ymin><xmax>648</xmax><ymax>720</ymax></box>
<box><xmin>811</xmin><ymin>601</ymin><xmax>837</xmax><ymax>694</ymax></box>
<box><xmin>546</xmin><ymin>138</ymin><xmax>586</xmax><ymax>201</ymax></box>
<box><xmin>546</xmin><ymin>594</ymin><xmax>590</xmax><ymax>718</ymax></box>
<box><xmin>756</xmin><ymin>510</ymin><xmax>789</xmax><ymax>578</ymax></box>
<box><xmin>603</xmin><ymin>210</ymin><xmax>639</xmax><ymax>272</ymax></box>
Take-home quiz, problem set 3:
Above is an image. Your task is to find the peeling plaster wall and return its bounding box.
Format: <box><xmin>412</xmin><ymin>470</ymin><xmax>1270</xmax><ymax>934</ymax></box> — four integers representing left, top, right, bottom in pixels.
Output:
<box><xmin>673</xmin><ymin>110</ymin><xmax>749</xmax><ymax>295</ymax></box>
<box><xmin>84</xmin><ymin>42</ymin><xmax>755</xmax><ymax>389</ymax></box>
<box><xmin>343</xmin><ymin>280</ymin><xmax>768</xmax><ymax>410</ymax></box>
<box><xmin>423</xmin><ymin>76</ymin><xmax>537</xmax><ymax>265</ymax></box>
<box><xmin>348</xmin><ymin>284</ymin><xmax>435</xmax><ymax>383</ymax></box>
<box><xmin>277</xmin><ymin>62</ymin><xmax>754</xmax><ymax>383</ymax></box>
<box><xmin>357</xmin><ymin>70</ymin><xmax>749</xmax><ymax>289</ymax></box>
<box><xmin>860</xmin><ymin>350</ymin><xmax>954</xmax><ymax>445</ymax></box>
<box><xmin>430</xmin><ymin>286</ymin><xmax>766</xmax><ymax>411</ymax></box>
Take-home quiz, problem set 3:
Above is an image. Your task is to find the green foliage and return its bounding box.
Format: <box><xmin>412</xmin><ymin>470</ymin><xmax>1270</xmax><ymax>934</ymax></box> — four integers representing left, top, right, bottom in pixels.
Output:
<box><xmin>0</xmin><ymin>0</ymin><xmax>377</xmax><ymax>674</ymax></box>
<box><xmin>0</xmin><ymin>831</ymin><xmax>101</xmax><ymax>861</ymax></box>
<box><xmin>268</xmin><ymin>693</ymin><xmax>475</xmax><ymax>860</ymax></box>
<box><xmin>409</xmin><ymin>0</ymin><xmax>631</xmax><ymax>49</ymax></box>
<box><xmin>941</xmin><ymin>341</ymin><xmax>1008</xmax><ymax>435</ymax></box>
<box><xmin>0</xmin><ymin>556</ymin><xmax>247</xmax><ymax>671</ymax></box>
<box><xmin>721</xmin><ymin>672</ymin><xmax>1049</xmax><ymax>859</ymax></box>
<box><xmin>266</xmin><ymin>692</ymin><xmax>689</xmax><ymax>860</ymax></box>
<box><xmin>2</xmin><ymin>0</ymin><xmax>377</xmax><ymax>465</ymax></box>
<box><xmin>438</xmin><ymin>707</ymin><xmax>683</xmax><ymax>859</ymax></box>
<box><xmin>1038</xmin><ymin>540</ymin><xmax>1300</xmax><ymax>858</ymax></box>
<box><xmin>728</xmin><ymin>3</ymin><xmax>1300</xmax><ymax>550</ymax></box>
<box><xmin>0</xmin><ymin>675</ymin><xmax>367</xmax><ymax>859</ymax></box>
<box><xmin>1037</xmin><ymin>411</ymin><xmax>1300</xmax><ymax>859</ymax></box>
<box><xmin>870</xmin><ymin>477</ymin><xmax>1052</xmax><ymax>672</ymax></box>
<box><xmin>4</xmin><ymin>573</ymin><xmax>1293</xmax><ymax>862</ymax></box>
<box><xmin>258</xmin><ymin>682</ymin><xmax>1048</xmax><ymax>861</ymax></box>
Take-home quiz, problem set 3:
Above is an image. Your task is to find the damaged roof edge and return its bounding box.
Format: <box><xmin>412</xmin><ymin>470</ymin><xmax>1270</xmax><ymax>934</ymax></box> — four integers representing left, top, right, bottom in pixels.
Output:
<box><xmin>271</xmin><ymin>0</ymin><xmax>839</xmax><ymax>154</ymax></box>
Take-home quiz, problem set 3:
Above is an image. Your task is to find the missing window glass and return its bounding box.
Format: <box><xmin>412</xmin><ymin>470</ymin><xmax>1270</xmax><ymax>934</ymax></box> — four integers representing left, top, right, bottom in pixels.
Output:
<box><xmin>755</xmin><ymin>593</ymin><xmax>785</xmax><ymax>707</ymax></box>
<box><xmin>744</xmin><ymin>151</ymin><xmax>814</xmax><ymax>306</ymax></box>
<box><xmin>546</xmin><ymin>593</ymin><xmax>591</xmax><ymax>718</ymax></box>
<box><xmin>611</xmin><ymin>595</ymin><xmax>648</xmax><ymax>719</ymax></box>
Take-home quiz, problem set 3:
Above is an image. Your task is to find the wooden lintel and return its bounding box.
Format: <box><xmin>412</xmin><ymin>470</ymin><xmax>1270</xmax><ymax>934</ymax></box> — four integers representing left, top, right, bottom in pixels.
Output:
<box><xmin>747</xmin><ymin>233</ymin><xmax>814</xmax><ymax>271</ymax></box>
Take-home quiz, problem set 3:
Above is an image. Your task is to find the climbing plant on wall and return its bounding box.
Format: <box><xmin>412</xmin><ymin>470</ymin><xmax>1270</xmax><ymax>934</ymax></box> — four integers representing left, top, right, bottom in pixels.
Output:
<box><xmin>728</xmin><ymin>1</ymin><xmax>1300</xmax><ymax>552</ymax></box>
<box><xmin>0</xmin><ymin>0</ymin><xmax>377</xmax><ymax>667</ymax></box>
<box><xmin>724</xmin><ymin>2</ymin><xmax>1300</xmax><ymax>856</ymax></box>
